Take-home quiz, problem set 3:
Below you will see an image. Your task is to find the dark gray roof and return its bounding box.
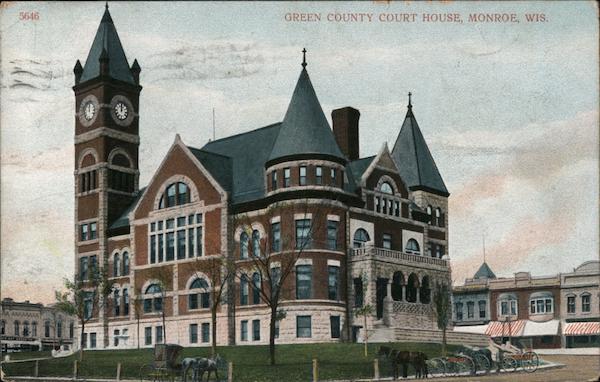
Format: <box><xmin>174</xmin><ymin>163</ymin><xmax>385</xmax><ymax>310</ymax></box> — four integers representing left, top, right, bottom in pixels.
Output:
<box><xmin>391</xmin><ymin>105</ymin><xmax>449</xmax><ymax>196</ymax></box>
<box><xmin>474</xmin><ymin>262</ymin><xmax>497</xmax><ymax>279</ymax></box>
<box><xmin>80</xmin><ymin>7</ymin><xmax>135</xmax><ymax>85</ymax></box>
<box><xmin>187</xmin><ymin>147</ymin><xmax>233</xmax><ymax>193</ymax></box>
<box><xmin>201</xmin><ymin>123</ymin><xmax>281</xmax><ymax>204</ymax></box>
<box><xmin>268</xmin><ymin>68</ymin><xmax>344</xmax><ymax>163</ymax></box>
<box><xmin>109</xmin><ymin>187</ymin><xmax>146</xmax><ymax>230</ymax></box>
<box><xmin>348</xmin><ymin>156</ymin><xmax>375</xmax><ymax>183</ymax></box>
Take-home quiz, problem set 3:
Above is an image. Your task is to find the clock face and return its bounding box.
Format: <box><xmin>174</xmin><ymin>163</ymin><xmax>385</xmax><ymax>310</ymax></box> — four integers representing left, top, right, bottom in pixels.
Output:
<box><xmin>114</xmin><ymin>102</ymin><xmax>128</xmax><ymax>120</ymax></box>
<box><xmin>83</xmin><ymin>101</ymin><xmax>95</xmax><ymax>121</ymax></box>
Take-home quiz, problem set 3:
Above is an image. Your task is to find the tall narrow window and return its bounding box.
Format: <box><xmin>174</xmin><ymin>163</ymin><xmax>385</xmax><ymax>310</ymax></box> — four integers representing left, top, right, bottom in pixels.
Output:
<box><xmin>240</xmin><ymin>276</ymin><xmax>249</xmax><ymax>306</ymax></box>
<box><xmin>467</xmin><ymin>301</ymin><xmax>474</xmax><ymax>318</ymax></box>
<box><xmin>284</xmin><ymin>168</ymin><xmax>291</xmax><ymax>187</ymax></box>
<box><xmin>114</xmin><ymin>290</ymin><xmax>120</xmax><ymax>316</ymax></box>
<box><xmin>315</xmin><ymin>166</ymin><xmax>322</xmax><ymax>185</ymax></box>
<box><xmin>455</xmin><ymin>302</ymin><xmax>464</xmax><ymax>320</ymax></box>
<box><xmin>435</xmin><ymin>208</ymin><xmax>441</xmax><ymax>226</ymax></box>
<box><xmin>330</xmin><ymin>316</ymin><xmax>340</xmax><ymax>339</ymax></box>
<box><xmin>582</xmin><ymin>294</ymin><xmax>591</xmax><ymax>312</ymax></box>
<box><xmin>252</xmin><ymin>272</ymin><xmax>261</xmax><ymax>305</ymax></box>
<box><xmin>177</xmin><ymin>229</ymin><xmax>186</xmax><ymax>260</ymax></box>
<box><xmin>166</xmin><ymin>232</ymin><xmax>175</xmax><ymax>261</ymax></box>
<box><xmin>145</xmin><ymin>327</ymin><xmax>152</xmax><ymax>345</ymax></box>
<box><xmin>201</xmin><ymin>323</ymin><xmax>210</xmax><ymax>343</ymax></box>
<box><xmin>177</xmin><ymin>182</ymin><xmax>189</xmax><ymax>205</ymax></box>
<box><xmin>123</xmin><ymin>288</ymin><xmax>130</xmax><ymax>316</ymax></box>
<box><xmin>80</xmin><ymin>224</ymin><xmax>89</xmax><ymax>241</ymax></box>
<box><xmin>327</xmin><ymin>220</ymin><xmax>338</xmax><ymax>250</ymax></box>
<box><xmin>295</xmin><ymin>219</ymin><xmax>312</xmax><ymax>249</ymax></box>
<box><xmin>271</xmin><ymin>222</ymin><xmax>281</xmax><ymax>252</ymax></box>
<box><xmin>150</xmin><ymin>235</ymin><xmax>157</xmax><ymax>264</ymax></box>
<box><xmin>240</xmin><ymin>320</ymin><xmax>248</xmax><ymax>341</ymax></box>
<box><xmin>240</xmin><ymin>232</ymin><xmax>249</xmax><ymax>259</ymax></box>
<box><xmin>299</xmin><ymin>166</ymin><xmax>307</xmax><ymax>186</ymax></box>
<box><xmin>189</xmin><ymin>324</ymin><xmax>198</xmax><ymax>344</ymax></box>
<box><xmin>113</xmin><ymin>253</ymin><xmax>120</xmax><ymax>277</ymax></box>
<box><xmin>271</xmin><ymin>171</ymin><xmax>278</xmax><ymax>190</ymax></box>
<box><xmin>427</xmin><ymin>206</ymin><xmax>433</xmax><ymax>225</ymax></box>
<box><xmin>271</xmin><ymin>267</ymin><xmax>281</xmax><ymax>296</ymax></box>
<box><xmin>382</xmin><ymin>234</ymin><xmax>392</xmax><ymax>250</ymax></box>
<box><xmin>567</xmin><ymin>296</ymin><xmax>575</xmax><ymax>313</ymax></box>
<box><xmin>79</xmin><ymin>257</ymin><xmax>89</xmax><ymax>281</ymax></box>
<box><xmin>252</xmin><ymin>320</ymin><xmax>260</xmax><ymax>341</ymax></box>
<box><xmin>89</xmin><ymin>222</ymin><xmax>97</xmax><ymax>239</ymax></box>
<box><xmin>156</xmin><ymin>326</ymin><xmax>163</xmax><ymax>344</ymax></box>
<box><xmin>328</xmin><ymin>266</ymin><xmax>339</xmax><ymax>300</ymax></box>
<box><xmin>252</xmin><ymin>230</ymin><xmax>261</xmax><ymax>257</ymax></box>
<box><xmin>296</xmin><ymin>265</ymin><xmax>312</xmax><ymax>299</ymax></box>
<box><xmin>478</xmin><ymin>300</ymin><xmax>486</xmax><ymax>318</ymax></box>
<box><xmin>330</xmin><ymin>168</ymin><xmax>337</xmax><ymax>186</ymax></box>
<box><xmin>122</xmin><ymin>252</ymin><xmax>130</xmax><ymax>274</ymax></box>
<box><xmin>354</xmin><ymin>278</ymin><xmax>363</xmax><ymax>307</ymax></box>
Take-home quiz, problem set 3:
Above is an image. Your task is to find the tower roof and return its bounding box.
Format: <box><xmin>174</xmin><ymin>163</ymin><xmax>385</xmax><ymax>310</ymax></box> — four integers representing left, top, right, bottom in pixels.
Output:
<box><xmin>474</xmin><ymin>262</ymin><xmax>497</xmax><ymax>279</ymax></box>
<box><xmin>79</xmin><ymin>6</ymin><xmax>135</xmax><ymax>85</ymax></box>
<box><xmin>391</xmin><ymin>94</ymin><xmax>448</xmax><ymax>196</ymax></box>
<box><xmin>267</xmin><ymin>53</ymin><xmax>344</xmax><ymax>164</ymax></box>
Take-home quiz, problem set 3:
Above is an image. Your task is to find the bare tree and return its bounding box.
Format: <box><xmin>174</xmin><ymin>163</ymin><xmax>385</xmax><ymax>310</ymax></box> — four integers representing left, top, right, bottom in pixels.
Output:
<box><xmin>234</xmin><ymin>200</ymin><xmax>336</xmax><ymax>365</ymax></box>
<box><xmin>354</xmin><ymin>304</ymin><xmax>374</xmax><ymax>357</ymax></box>
<box><xmin>55</xmin><ymin>266</ymin><xmax>112</xmax><ymax>360</ymax></box>
<box><xmin>147</xmin><ymin>267</ymin><xmax>172</xmax><ymax>344</ymax></box>
<box><xmin>433</xmin><ymin>282</ymin><xmax>452</xmax><ymax>356</ymax></box>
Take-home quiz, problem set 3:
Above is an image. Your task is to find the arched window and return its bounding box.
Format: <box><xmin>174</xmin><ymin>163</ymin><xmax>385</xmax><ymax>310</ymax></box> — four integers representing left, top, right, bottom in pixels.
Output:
<box><xmin>113</xmin><ymin>253</ymin><xmax>120</xmax><ymax>277</ymax></box>
<box><xmin>252</xmin><ymin>230</ymin><xmax>261</xmax><ymax>257</ymax></box>
<box><xmin>159</xmin><ymin>182</ymin><xmax>190</xmax><ymax>209</ymax></box>
<box><xmin>122</xmin><ymin>252</ymin><xmax>130</xmax><ymax>275</ymax></box>
<box><xmin>23</xmin><ymin>321</ymin><xmax>30</xmax><ymax>337</ymax></box>
<box><xmin>252</xmin><ymin>272</ymin><xmax>261</xmax><ymax>304</ymax></box>
<box><xmin>14</xmin><ymin>321</ymin><xmax>19</xmax><ymax>336</ymax></box>
<box><xmin>144</xmin><ymin>283</ymin><xmax>163</xmax><ymax>313</ymax></box>
<box><xmin>114</xmin><ymin>289</ymin><xmax>121</xmax><ymax>316</ymax></box>
<box><xmin>353</xmin><ymin>229</ymin><xmax>370</xmax><ymax>248</ymax></box>
<box><xmin>380</xmin><ymin>182</ymin><xmax>394</xmax><ymax>194</ymax></box>
<box><xmin>406</xmin><ymin>273</ymin><xmax>419</xmax><ymax>303</ymax></box>
<box><xmin>240</xmin><ymin>232</ymin><xmax>249</xmax><ymax>259</ymax></box>
<box><xmin>405</xmin><ymin>239</ymin><xmax>420</xmax><ymax>255</ymax></box>
<box><xmin>392</xmin><ymin>272</ymin><xmax>404</xmax><ymax>301</ymax></box>
<box><xmin>189</xmin><ymin>278</ymin><xmax>210</xmax><ymax>309</ymax></box>
<box><xmin>420</xmin><ymin>276</ymin><xmax>431</xmax><ymax>304</ymax></box>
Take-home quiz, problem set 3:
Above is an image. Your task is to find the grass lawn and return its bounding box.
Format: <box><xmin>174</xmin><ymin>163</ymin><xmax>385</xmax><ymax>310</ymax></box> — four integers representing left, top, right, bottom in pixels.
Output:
<box><xmin>2</xmin><ymin>342</ymin><xmax>459</xmax><ymax>381</ymax></box>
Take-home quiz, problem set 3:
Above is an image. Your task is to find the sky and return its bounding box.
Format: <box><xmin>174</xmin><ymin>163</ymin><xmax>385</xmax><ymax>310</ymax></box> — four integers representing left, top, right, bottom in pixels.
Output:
<box><xmin>1</xmin><ymin>1</ymin><xmax>598</xmax><ymax>303</ymax></box>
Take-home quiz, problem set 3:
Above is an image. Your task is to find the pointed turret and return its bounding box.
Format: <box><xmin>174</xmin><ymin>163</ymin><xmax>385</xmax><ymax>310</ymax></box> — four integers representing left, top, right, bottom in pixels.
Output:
<box><xmin>267</xmin><ymin>49</ymin><xmax>344</xmax><ymax>165</ymax></box>
<box><xmin>79</xmin><ymin>5</ymin><xmax>135</xmax><ymax>85</ymax></box>
<box><xmin>130</xmin><ymin>59</ymin><xmax>141</xmax><ymax>85</ymax></box>
<box><xmin>474</xmin><ymin>262</ymin><xmax>496</xmax><ymax>279</ymax></box>
<box><xmin>391</xmin><ymin>93</ymin><xmax>449</xmax><ymax>196</ymax></box>
<box><xmin>73</xmin><ymin>60</ymin><xmax>83</xmax><ymax>84</ymax></box>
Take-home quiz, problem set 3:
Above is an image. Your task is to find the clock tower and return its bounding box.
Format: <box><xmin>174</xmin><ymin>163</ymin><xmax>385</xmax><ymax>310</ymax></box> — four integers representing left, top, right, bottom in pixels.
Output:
<box><xmin>72</xmin><ymin>4</ymin><xmax>141</xmax><ymax>341</ymax></box>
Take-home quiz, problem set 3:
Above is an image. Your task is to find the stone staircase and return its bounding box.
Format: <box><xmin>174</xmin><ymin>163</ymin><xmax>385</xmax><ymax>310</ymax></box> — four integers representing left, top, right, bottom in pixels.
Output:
<box><xmin>367</xmin><ymin>326</ymin><xmax>489</xmax><ymax>347</ymax></box>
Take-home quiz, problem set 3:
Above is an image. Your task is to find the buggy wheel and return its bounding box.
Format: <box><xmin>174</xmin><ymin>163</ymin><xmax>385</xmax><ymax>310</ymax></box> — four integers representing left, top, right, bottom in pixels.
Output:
<box><xmin>140</xmin><ymin>365</ymin><xmax>155</xmax><ymax>382</ymax></box>
<box><xmin>501</xmin><ymin>356</ymin><xmax>518</xmax><ymax>373</ymax></box>
<box><xmin>427</xmin><ymin>357</ymin><xmax>446</xmax><ymax>378</ymax></box>
<box><xmin>474</xmin><ymin>353</ymin><xmax>491</xmax><ymax>375</ymax></box>
<box><xmin>521</xmin><ymin>351</ymin><xmax>539</xmax><ymax>373</ymax></box>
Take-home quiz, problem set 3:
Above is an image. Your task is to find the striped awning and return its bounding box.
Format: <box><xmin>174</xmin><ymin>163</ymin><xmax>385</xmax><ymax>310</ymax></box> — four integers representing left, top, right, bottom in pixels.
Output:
<box><xmin>564</xmin><ymin>322</ymin><xmax>600</xmax><ymax>336</ymax></box>
<box><xmin>485</xmin><ymin>320</ymin><xmax>527</xmax><ymax>337</ymax></box>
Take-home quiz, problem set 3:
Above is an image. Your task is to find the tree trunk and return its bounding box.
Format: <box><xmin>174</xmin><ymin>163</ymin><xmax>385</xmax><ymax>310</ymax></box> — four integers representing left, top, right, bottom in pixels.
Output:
<box><xmin>162</xmin><ymin>307</ymin><xmax>166</xmax><ymax>343</ymax></box>
<box><xmin>79</xmin><ymin>321</ymin><xmax>85</xmax><ymax>361</ymax></box>
<box><xmin>363</xmin><ymin>314</ymin><xmax>368</xmax><ymax>357</ymax></box>
<box><xmin>442</xmin><ymin>327</ymin><xmax>447</xmax><ymax>357</ymax></box>
<box><xmin>137</xmin><ymin>317</ymin><xmax>140</xmax><ymax>350</ymax></box>
<box><xmin>211</xmin><ymin>305</ymin><xmax>217</xmax><ymax>357</ymax></box>
<box><xmin>269</xmin><ymin>305</ymin><xmax>277</xmax><ymax>366</ymax></box>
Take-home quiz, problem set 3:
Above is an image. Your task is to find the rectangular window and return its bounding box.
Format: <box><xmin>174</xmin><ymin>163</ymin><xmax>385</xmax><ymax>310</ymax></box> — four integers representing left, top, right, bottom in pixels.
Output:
<box><xmin>158</xmin><ymin>234</ymin><xmax>164</xmax><ymax>262</ymax></box>
<box><xmin>296</xmin><ymin>265</ymin><xmax>312</xmax><ymax>299</ymax></box>
<box><xmin>144</xmin><ymin>327</ymin><xmax>152</xmax><ymax>345</ymax></box>
<box><xmin>501</xmin><ymin>301</ymin><xmax>508</xmax><ymax>316</ymax></box>
<box><xmin>295</xmin><ymin>219</ymin><xmax>312</xmax><ymax>249</ymax></box>
<box><xmin>382</xmin><ymin>233</ymin><xmax>392</xmax><ymax>250</ymax></box>
<box><xmin>79</xmin><ymin>257</ymin><xmax>89</xmax><ymax>281</ymax></box>
<box><xmin>315</xmin><ymin>166</ymin><xmax>322</xmax><ymax>185</ymax></box>
<box><xmin>188</xmin><ymin>228</ymin><xmax>195</xmax><ymax>258</ymax></box>
<box><xmin>467</xmin><ymin>301</ymin><xmax>474</xmax><ymax>319</ymax></box>
<box><xmin>297</xmin><ymin>316</ymin><xmax>312</xmax><ymax>338</ymax></box>
<box><xmin>201</xmin><ymin>323</ymin><xmax>210</xmax><ymax>343</ymax></box>
<box><xmin>84</xmin><ymin>295</ymin><xmax>93</xmax><ymax>320</ymax></box>
<box><xmin>240</xmin><ymin>277</ymin><xmax>249</xmax><ymax>306</ymax></box>
<box><xmin>240</xmin><ymin>320</ymin><xmax>248</xmax><ymax>341</ymax></box>
<box><xmin>545</xmin><ymin>298</ymin><xmax>553</xmax><ymax>313</ymax></box>
<box><xmin>252</xmin><ymin>319</ymin><xmax>260</xmax><ymax>341</ymax></box>
<box><xmin>166</xmin><ymin>218</ymin><xmax>175</xmax><ymax>230</ymax></box>
<box><xmin>354</xmin><ymin>278</ymin><xmax>363</xmax><ymax>307</ymax></box>
<box><xmin>284</xmin><ymin>168</ymin><xmax>291</xmax><ymax>187</ymax></box>
<box><xmin>271</xmin><ymin>222</ymin><xmax>281</xmax><ymax>252</ymax></box>
<box><xmin>271</xmin><ymin>267</ymin><xmax>281</xmax><ymax>296</ymax></box>
<box><xmin>567</xmin><ymin>296</ymin><xmax>576</xmax><ymax>313</ymax></box>
<box><xmin>177</xmin><ymin>216</ymin><xmax>186</xmax><ymax>227</ymax></box>
<box><xmin>271</xmin><ymin>171</ymin><xmax>278</xmax><ymax>190</ymax></box>
<box><xmin>479</xmin><ymin>300</ymin><xmax>486</xmax><ymax>318</ymax></box>
<box><xmin>156</xmin><ymin>326</ymin><xmax>163</xmax><ymax>344</ymax></box>
<box><xmin>89</xmin><ymin>222</ymin><xmax>97</xmax><ymax>240</ymax></box>
<box><xmin>166</xmin><ymin>232</ymin><xmax>175</xmax><ymax>261</ymax></box>
<box><xmin>114</xmin><ymin>329</ymin><xmax>120</xmax><ymax>347</ymax></box>
<box><xmin>330</xmin><ymin>316</ymin><xmax>340</xmax><ymax>339</ymax></box>
<box><xmin>153</xmin><ymin>297</ymin><xmax>163</xmax><ymax>312</ymax></box>
<box><xmin>196</xmin><ymin>227</ymin><xmax>203</xmax><ymax>257</ymax></box>
<box><xmin>455</xmin><ymin>303</ymin><xmax>464</xmax><ymax>320</ymax></box>
<box><xmin>330</xmin><ymin>168</ymin><xmax>337</xmax><ymax>186</ymax></box>
<box><xmin>80</xmin><ymin>224</ymin><xmax>89</xmax><ymax>241</ymax></box>
<box><xmin>144</xmin><ymin>299</ymin><xmax>152</xmax><ymax>313</ymax></box>
<box><xmin>299</xmin><ymin>166</ymin><xmax>307</xmax><ymax>186</ymax></box>
<box><xmin>82</xmin><ymin>333</ymin><xmax>88</xmax><ymax>349</ymax></box>
<box><xmin>177</xmin><ymin>230</ymin><xmax>186</xmax><ymax>260</ymax></box>
<box><xmin>510</xmin><ymin>300</ymin><xmax>517</xmax><ymax>316</ymax></box>
<box><xmin>150</xmin><ymin>235</ymin><xmax>157</xmax><ymax>264</ymax></box>
<box><xmin>123</xmin><ymin>289</ymin><xmax>129</xmax><ymax>315</ymax></box>
<box><xmin>189</xmin><ymin>324</ymin><xmax>198</xmax><ymax>344</ymax></box>
<box><xmin>582</xmin><ymin>295</ymin><xmax>591</xmax><ymax>312</ymax></box>
<box><xmin>274</xmin><ymin>320</ymin><xmax>280</xmax><ymax>339</ymax></box>
<box><xmin>189</xmin><ymin>294</ymin><xmax>198</xmax><ymax>310</ymax></box>
<box><xmin>90</xmin><ymin>332</ymin><xmax>96</xmax><ymax>349</ymax></box>
<box><xmin>327</xmin><ymin>220</ymin><xmax>338</xmax><ymax>250</ymax></box>
<box><xmin>201</xmin><ymin>292</ymin><xmax>210</xmax><ymax>309</ymax></box>
<box><xmin>328</xmin><ymin>266</ymin><xmax>339</xmax><ymax>300</ymax></box>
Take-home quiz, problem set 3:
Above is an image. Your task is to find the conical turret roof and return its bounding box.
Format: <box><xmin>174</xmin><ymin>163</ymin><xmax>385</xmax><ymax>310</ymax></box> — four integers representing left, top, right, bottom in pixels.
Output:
<box><xmin>268</xmin><ymin>65</ymin><xmax>344</xmax><ymax>164</ymax></box>
<box><xmin>391</xmin><ymin>97</ymin><xmax>448</xmax><ymax>196</ymax></box>
<box><xmin>474</xmin><ymin>262</ymin><xmax>496</xmax><ymax>279</ymax></box>
<box><xmin>79</xmin><ymin>6</ymin><xmax>135</xmax><ymax>85</ymax></box>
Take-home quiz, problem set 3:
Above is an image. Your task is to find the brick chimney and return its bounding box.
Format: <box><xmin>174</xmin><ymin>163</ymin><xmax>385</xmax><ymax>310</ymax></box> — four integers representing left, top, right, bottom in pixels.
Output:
<box><xmin>332</xmin><ymin>107</ymin><xmax>360</xmax><ymax>160</ymax></box>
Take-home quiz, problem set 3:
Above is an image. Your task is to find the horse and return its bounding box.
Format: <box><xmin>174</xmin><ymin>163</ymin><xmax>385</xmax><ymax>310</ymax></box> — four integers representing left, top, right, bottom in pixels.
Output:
<box><xmin>181</xmin><ymin>357</ymin><xmax>201</xmax><ymax>382</ymax></box>
<box><xmin>377</xmin><ymin>346</ymin><xmax>428</xmax><ymax>379</ymax></box>
<box><xmin>196</xmin><ymin>355</ymin><xmax>221</xmax><ymax>381</ymax></box>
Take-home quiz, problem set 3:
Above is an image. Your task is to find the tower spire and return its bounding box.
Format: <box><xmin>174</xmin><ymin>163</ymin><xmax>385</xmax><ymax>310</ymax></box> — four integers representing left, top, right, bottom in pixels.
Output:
<box><xmin>301</xmin><ymin>48</ymin><xmax>307</xmax><ymax>69</ymax></box>
<box><xmin>105</xmin><ymin>1</ymin><xmax>108</xmax><ymax>10</ymax></box>
<box><xmin>408</xmin><ymin>91</ymin><xmax>412</xmax><ymax>108</ymax></box>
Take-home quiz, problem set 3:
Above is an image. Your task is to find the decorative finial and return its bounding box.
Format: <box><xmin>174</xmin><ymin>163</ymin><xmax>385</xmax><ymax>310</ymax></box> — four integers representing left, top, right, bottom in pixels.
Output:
<box><xmin>301</xmin><ymin>48</ymin><xmax>307</xmax><ymax>68</ymax></box>
<box><xmin>408</xmin><ymin>92</ymin><xmax>412</xmax><ymax>108</ymax></box>
<box><xmin>105</xmin><ymin>1</ymin><xmax>109</xmax><ymax>9</ymax></box>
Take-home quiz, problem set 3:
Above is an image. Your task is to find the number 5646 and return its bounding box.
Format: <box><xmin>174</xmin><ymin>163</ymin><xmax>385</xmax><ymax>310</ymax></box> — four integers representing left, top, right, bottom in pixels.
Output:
<box><xmin>19</xmin><ymin>11</ymin><xmax>40</xmax><ymax>21</ymax></box>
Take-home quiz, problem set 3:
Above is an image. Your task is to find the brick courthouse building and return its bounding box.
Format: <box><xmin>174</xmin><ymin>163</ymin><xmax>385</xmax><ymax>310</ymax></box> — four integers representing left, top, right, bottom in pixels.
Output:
<box><xmin>73</xmin><ymin>6</ymin><xmax>452</xmax><ymax>349</ymax></box>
